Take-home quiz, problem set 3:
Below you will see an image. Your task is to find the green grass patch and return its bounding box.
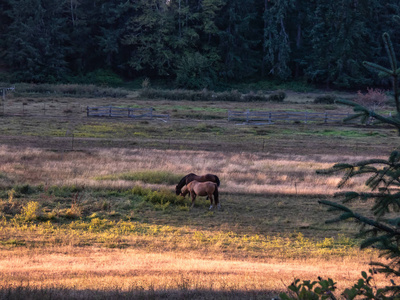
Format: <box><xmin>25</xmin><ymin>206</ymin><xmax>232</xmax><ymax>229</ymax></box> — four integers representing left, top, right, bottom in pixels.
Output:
<box><xmin>0</xmin><ymin>239</ymin><xmax>26</xmax><ymax>247</ymax></box>
<box><xmin>316</xmin><ymin>129</ymin><xmax>385</xmax><ymax>138</ymax></box>
<box><xmin>95</xmin><ymin>171</ymin><xmax>183</xmax><ymax>185</ymax></box>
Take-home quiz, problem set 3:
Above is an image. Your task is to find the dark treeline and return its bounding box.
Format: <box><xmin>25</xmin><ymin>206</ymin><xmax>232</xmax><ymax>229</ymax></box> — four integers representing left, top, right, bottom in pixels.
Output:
<box><xmin>0</xmin><ymin>0</ymin><xmax>399</xmax><ymax>89</ymax></box>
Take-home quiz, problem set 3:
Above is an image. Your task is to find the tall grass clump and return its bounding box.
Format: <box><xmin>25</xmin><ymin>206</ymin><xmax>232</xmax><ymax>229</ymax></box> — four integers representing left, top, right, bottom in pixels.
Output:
<box><xmin>46</xmin><ymin>185</ymin><xmax>84</xmax><ymax>198</ymax></box>
<box><xmin>130</xmin><ymin>185</ymin><xmax>186</xmax><ymax>207</ymax></box>
<box><xmin>16</xmin><ymin>201</ymin><xmax>42</xmax><ymax>222</ymax></box>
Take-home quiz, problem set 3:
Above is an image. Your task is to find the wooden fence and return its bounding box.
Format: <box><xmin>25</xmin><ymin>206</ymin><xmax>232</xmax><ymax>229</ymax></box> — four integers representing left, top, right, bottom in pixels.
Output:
<box><xmin>87</xmin><ymin>106</ymin><xmax>169</xmax><ymax>121</ymax></box>
<box><xmin>0</xmin><ymin>86</ymin><xmax>15</xmax><ymax>100</ymax></box>
<box><xmin>227</xmin><ymin>110</ymin><xmax>387</xmax><ymax>125</ymax></box>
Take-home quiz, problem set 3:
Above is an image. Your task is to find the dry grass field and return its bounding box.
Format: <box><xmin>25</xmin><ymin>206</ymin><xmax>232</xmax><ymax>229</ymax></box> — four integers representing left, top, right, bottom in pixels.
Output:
<box><xmin>0</xmin><ymin>86</ymin><xmax>398</xmax><ymax>299</ymax></box>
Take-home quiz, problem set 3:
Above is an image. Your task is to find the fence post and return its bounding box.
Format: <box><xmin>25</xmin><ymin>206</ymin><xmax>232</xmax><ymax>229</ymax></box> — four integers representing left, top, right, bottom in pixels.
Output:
<box><xmin>109</xmin><ymin>106</ymin><xmax>112</xmax><ymax>117</ymax></box>
<box><xmin>324</xmin><ymin>112</ymin><xmax>328</xmax><ymax>123</ymax></box>
<box><xmin>305</xmin><ymin>112</ymin><xmax>307</xmax><ymax>124</ymax></box>
<box><xmin>269</xmin><ymin>112</ymin><xmax>272</xmax><ymax>124</ymax></box>
<box><xmin>246</xmin><ymin>110</ymin><xmax>250</xmax><ymax>123</ymax></box>
<box><xmin>86</xmin><ymin>106</ymin><xmax>89</xmax><ymax>117</ymax></box>
<box><xmin>228</xmin><ymin>110</ymin><xmax>231</xmax><ymax>122</ymax></box>
<box><xmin>150</xmin><ymin>107</ymin><xmax>153</xmax><ymax>119</ymax></box>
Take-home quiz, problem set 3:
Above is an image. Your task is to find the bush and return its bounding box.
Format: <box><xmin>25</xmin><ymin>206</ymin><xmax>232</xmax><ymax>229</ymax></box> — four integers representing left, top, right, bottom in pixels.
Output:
<box><xmin>17</xmin><ymin>201</ymin><xmax>42</xmax><ymax>222</ymax></box>
<box><xmin>47</xmin><ymin>185</ymin><xmax>83</xmax><ymax>198</ymax></box>
<box><xmin>175</xmin><ymin>52</ymin><xmax>217</xmax><ymax>90</ymax></box>
<box><xmin>353</xmin><ymin>87</ymin><xmax>388</xmax><ymax>109</ymax></box>
<box><xmin>13</xmin><ymin>184</ymin><xmax>37</xmax><ymax>196</ymax></box>
<box><xmin>280</xmin><ymin>278</ymin><xmax>337</xmax><ymax>300</ymax></box>
<box><xmin>81</xmin><ymin>69</ymin><xmax>124</xmax><ymax>87</ymax></box>
<box><xmin>268</xmin><ymin>90</ymin><xmax>286</xmax><ymax>102</ymax></box>
<box><xmin>131</xmin><ymin>186</ymin><xmax>186</xmax><ymax>207</ymax></box>
<box><xmin>314</xmin><ymin>95</ymin><xmax>337</xmax><ymax>104</ymax></box>
<box><xmin>242</xmin><ymin>91</ymin><xmax>266</xmax><ymax>102</ymax></box>
<box><xmin>213</xmin><ymin>90</ymin><xmax>242</xmax><ymax>102</ymax></box>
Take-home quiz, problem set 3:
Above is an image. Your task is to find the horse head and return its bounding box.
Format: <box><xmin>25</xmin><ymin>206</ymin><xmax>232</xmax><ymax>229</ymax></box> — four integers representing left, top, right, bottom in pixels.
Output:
<box><xmin>175</xmin><ymin>185</ymin><xmax>181</xmax><ymax>195</ymax></box>
<box><xmin>180</xmin><ymin>185</ymin><xmax>189</xmax><ymax>198</ymax></box>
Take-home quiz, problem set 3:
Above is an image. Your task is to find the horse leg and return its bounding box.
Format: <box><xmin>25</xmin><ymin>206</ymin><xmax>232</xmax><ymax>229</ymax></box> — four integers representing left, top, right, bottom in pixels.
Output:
<box><xmin>190</xmin><ymin>193</ymin><xmax>196</xmax><ymax>209</ymax></box>
<box><xmin>214</xmin><ymin>186</ymin><xmax>221</xmax><ymax>210</ymax></box>
<box><xmin>208</xmin><ymin>193</ymin><xmax>214</xmax><ymax>210</ymax></box>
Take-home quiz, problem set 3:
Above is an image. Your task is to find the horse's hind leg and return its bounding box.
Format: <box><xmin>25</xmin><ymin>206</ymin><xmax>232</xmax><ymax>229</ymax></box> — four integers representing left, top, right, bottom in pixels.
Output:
<box><xmin>214</xmin><ymin>187</ymin><xmax>221</xmax><ymax>210</ymax></box>
<box><xmin>208</xmin><ymin>193</ymin><xmax>214</xmax><ymax>210</ymax></box>
<box><xmin>190</xmin><ymin>194</ymin><xmax>196</xmax><ymax>209</ymax></box>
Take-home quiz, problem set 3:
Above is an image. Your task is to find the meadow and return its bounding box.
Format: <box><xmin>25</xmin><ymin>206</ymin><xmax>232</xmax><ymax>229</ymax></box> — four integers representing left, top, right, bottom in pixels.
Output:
<box><xmin>0</xmin><ymin>86</ymin><xmax>397</xmax><ymax>299</ymax></box>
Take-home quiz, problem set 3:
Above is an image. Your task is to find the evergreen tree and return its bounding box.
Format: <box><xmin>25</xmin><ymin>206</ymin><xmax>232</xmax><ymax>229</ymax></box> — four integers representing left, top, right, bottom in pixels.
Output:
<box><xmin>305</xmin><ymin>0</ymin><xmax>375</xmax><ymax>88</ymax></box>
<box><xmin>339</xmin><ymin>33</ymin><xmax>400</xmax><ymax>135</ymax></box>
<box><xmin>174</xmin><ymin>0</ymin><xmax>225</xmax><ymax>89</ymax></box>
<box><xmin>216</xmin><ymin>0</ymin><xmax>261</xmax><ymax>80</ymax></box>
<box><xmin>0</xmin><ymin>0</ymin><xmax>12</xmax><ymax>65</ymax></box>
<box><xmin>263</xmin><ymin>0</ymin><xmax>295</xmax><ymax>80</ymax></box>
<box><xmin>4</xmin><ymin>0</ymin><xmax>69</xmax><ymax>82</ymax></box>
<box><xmin>309</xmin><ymin>151</ymin><xmax>400</xmax><ymax>299</ymax></box>
<box><xmin>64</xmin><ymin>0</ymin><xmax>132</xmax><ymax>77</ymax></box>
<box><xmin>123</xmin><ymin>0</ymin><xmax>178</xmax><ymax>77</ymax></box>
<box><xmin>93</xmin><ymin>0</ymin><xmax>131</xmax><ymax>70</ymax></box>
<box><xmin>281</xmin><ymin>31</ymin><xmax>400</xmax><ymax>300</ymax></box>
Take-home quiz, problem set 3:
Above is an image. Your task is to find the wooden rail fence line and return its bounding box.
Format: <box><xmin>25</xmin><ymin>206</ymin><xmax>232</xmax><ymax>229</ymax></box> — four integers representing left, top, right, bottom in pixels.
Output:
<box><xmin>87</xmin><ymin>106</ymin><xmax>169</xmax><ymax>121</ymax></box>
<box><xmin>227</xmin><ymin>110</ymin><xmax>392</xmax><ymax>125</ymax></box>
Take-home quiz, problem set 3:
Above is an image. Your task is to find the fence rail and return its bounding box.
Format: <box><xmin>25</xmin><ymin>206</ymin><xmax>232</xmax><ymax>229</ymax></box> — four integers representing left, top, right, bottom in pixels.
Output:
<box><xmin>87</xmin><ymin>106</ymin><xmax>169</xmax><ymax>121</ymax></box>
<box><xmin>0</xmin><ymin>86</ymin><xmax>15</xmax><ymax>100</ymax></box>
<box><xmin>227</xmin><ymin>110</ymin><xmax>385</xmax><ymax>125</ymax></box>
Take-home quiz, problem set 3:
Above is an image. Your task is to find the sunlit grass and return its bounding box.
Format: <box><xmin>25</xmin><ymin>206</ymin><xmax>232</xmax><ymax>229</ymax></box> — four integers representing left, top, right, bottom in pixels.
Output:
<box><xmin>0</xmin><ymin>213</ymin><xmax>374</xmax><ymax>261</ymax></box>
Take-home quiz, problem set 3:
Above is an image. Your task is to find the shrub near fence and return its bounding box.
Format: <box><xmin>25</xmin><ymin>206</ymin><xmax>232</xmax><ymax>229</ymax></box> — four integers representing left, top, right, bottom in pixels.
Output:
<box><xmin>227</xmin><ymin>110</ymin><xmax>393</xmax><ymax>125</ymax></box>
<box><xmin>87</xmin><ymin>106</ymin><xmax>169</xmax><ymax>121</ymax></box>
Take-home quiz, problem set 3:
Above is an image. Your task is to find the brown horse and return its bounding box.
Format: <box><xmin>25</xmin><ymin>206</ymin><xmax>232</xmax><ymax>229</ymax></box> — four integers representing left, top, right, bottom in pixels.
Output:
<box><xmin>181</xmin><ymin>180</ymin><xmax>220</xmax><ymax>210</ymax></box>
<box><xmin>175</xmin><ymin>173</ymin><xmax>220</xmax><ymax>196</ymax></box>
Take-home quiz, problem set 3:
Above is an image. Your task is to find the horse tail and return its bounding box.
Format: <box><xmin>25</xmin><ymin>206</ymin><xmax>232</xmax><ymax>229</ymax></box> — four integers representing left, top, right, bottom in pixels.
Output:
<box><xmin>214</xmin><ymin>175</ymin><xmax>220</xmax><ymax>187</ymax></box>
<box><xmin>213</xmin><ymin>185</ymin><xmax>219</xmax><ymax>204</ymax></box>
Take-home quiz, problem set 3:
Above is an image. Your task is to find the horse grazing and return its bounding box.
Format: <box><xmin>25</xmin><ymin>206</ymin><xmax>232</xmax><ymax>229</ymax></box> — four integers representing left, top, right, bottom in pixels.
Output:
<box><xmin>175</xmin><ymin>173</ymin><xmax>220</xmax><ymax>196</ymax></box>
<box><xmin>181</xmin><ymin>180</ymin><xmax>220</xmax><ymax>210</ymax></box>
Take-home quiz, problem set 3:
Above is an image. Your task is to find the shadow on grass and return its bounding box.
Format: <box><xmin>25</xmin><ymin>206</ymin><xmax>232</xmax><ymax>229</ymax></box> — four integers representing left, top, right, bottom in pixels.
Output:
<box><xmin>0</xmin><ymin>286</ymin><xmax>281</xmax><ymax>300</ymax></box>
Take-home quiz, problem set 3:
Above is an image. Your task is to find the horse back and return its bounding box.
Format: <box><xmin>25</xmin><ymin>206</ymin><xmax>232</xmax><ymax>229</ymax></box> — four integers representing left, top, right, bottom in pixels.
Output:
<box><xmin>188</xmin><ymin>180</ymin><xmax>215</xmax><ymax>195</ymax></box>
<box><xmin>186</xmin><ymin>173</ymin><xmax>220</xmax><ymax>186</ymax></box>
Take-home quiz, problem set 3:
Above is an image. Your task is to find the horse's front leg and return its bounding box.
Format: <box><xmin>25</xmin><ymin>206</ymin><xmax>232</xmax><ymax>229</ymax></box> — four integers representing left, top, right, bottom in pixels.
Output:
<box><xmin>190</xmin><ymin>194</ymin><xmax>196</xmax><ymax>209</ymax></box>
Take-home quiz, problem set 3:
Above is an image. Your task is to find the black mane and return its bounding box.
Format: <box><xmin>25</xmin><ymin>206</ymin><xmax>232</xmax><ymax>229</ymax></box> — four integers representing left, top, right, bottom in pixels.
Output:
<box><xmin>177</xmin><ymin>173</ymin><xmax>196</xmax><ymax>189</ymax></box>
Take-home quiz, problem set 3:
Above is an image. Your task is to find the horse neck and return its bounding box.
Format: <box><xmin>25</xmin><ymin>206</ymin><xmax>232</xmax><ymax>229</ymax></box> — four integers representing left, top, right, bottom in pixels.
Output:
<box><xmin>181</xmin><ymin>186</ymin><xmax>189</xmax><ymax>196</ymax></box>
<box><xmin>177</xmin><ymin>175</ymin><xmax>187</xmax><ymax>189</ymax></box>
<box><xmin>185</xmin><ymin>173</ymin><xmax>198</xmax><ymax>184</ymax></box>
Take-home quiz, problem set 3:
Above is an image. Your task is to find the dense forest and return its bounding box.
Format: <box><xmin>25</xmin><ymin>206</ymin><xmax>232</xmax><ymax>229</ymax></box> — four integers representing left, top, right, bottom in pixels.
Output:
<box><xmin>0</xmin><ymin>0</ymin><xmax>399</xmax><ymax>89</ymax></box>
